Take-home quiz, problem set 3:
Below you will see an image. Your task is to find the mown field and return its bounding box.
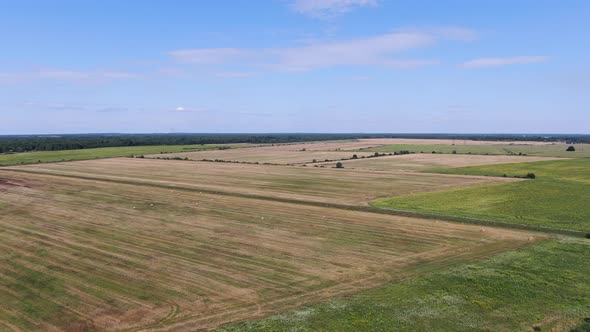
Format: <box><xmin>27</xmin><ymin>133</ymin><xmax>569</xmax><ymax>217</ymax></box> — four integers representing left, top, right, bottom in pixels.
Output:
<box><xmin>373</xmin><ymin>158</ymin><xmax>590</xmax><ymax>232</ymax></box>
<box><xmin>148</xmin><ymin>145</ymin><xmax>376</xmax><ymax>165</ymax></box>
<box><xmin>311</xmin><ymin>153</ymin><xmax>560</xmax><ymax>172</ymax></box>
<box><xmin>0</xmin><ymin>144</ymin><xmax>247</xmax><ymax>166</ymax></box>
<box><xmin>145</xmin><ymin>139</ymin><xmax>567</xmax><ymax>164</ymax></box>
<box><xmin>222</xmin><ymin>237</ymin><xmax>590</xmax><ymax>332</ymax></box>
<box><xmin>2</xmin><ymin>158</ymin><xmax>516</xmax><ymax>206</ymax></box>
<box><xmin>0</xmin><ymin>170</ymin><xmax>534</xmax><ymax>331</ymax></box>
<box><xmin>363</xmin><ymin>143</ymin><xmax>590</xmax><ymax>158</ymax></box>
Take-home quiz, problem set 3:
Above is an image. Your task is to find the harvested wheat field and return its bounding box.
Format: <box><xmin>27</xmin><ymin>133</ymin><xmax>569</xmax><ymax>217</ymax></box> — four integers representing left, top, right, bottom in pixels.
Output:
<box><xmin>145</xmin><ymin>139</ymin><xmax>559</xmax><ymax>165</ymax></box>
<box><xmin>4</xmin><ymin>158</ymin><xmax>518</xmax><ymax>206</ymax></box>
<box><xmin>149</xmin><ymin>145</ymin><xmax>375</xmax><ymax>165</ymax></box>
<box><xmin>353</xmin><ymin>138</ymin><xmax>556</xmax><ymax>146</ymax></box>
<box><xmin>0</xmin><ymin>170</ymin><xmax>537</xmax><ymax>331</ymax></box>
<box><xmin>311</xmin><ymin>153</ymin><xmax>562</xmax><ymax>172</ymax></box>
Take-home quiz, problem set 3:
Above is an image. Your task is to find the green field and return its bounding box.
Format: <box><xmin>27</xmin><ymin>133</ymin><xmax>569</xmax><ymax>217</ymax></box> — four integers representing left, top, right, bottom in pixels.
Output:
<box><xmin>0</xmin><ymin>144</ymin><xmax>245</xmax><ymax>166</ymax></box>
<box><xmin>362</xmin><ymin>143</ymin><xmax>590</xmax><ymax>158</ymax></box>
<box><xmin>221</xmin><ymin>238</ymin><xmax>590</xmax><ymax>332</ymax></box>
<box><xmin>373</xmin><ymin>158</ymin><xmax>590</xmax><ymax>232</ymax></box>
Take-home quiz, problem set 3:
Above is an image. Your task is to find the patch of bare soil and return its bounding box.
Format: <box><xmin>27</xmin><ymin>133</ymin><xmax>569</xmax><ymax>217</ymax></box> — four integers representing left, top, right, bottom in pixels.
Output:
<box><xmin>0</xmin><ymin>178</ymin><xmax>32</xmax><ymax>192</ymax></box>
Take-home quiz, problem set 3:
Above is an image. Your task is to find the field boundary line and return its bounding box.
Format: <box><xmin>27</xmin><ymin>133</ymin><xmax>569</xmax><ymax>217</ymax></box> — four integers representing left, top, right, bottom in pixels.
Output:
<box><xmin>2</xmin><ymin>168</ymin><xmax>587</xmax><ymax>238</ymax></box>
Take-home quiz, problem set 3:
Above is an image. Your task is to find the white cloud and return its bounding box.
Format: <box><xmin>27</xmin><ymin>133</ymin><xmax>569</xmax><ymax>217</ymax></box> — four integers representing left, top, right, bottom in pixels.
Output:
<box><xmin>269</xmin><ymin>32</ymin><xmax>435</xmax><ymax>71</ymax></box>
<box><xmin>461</xmin><ymin>56</ymin><xmax>551</xmax><ymax>68</ymax></box>
<box><xmin>290</xmin><ymin>0</ymin><xmax>378</xmax><ymax>18</ymax></box>
<box><xmin>168</xmin><ymin>28</ymin><xmax>474</xmax><ymax>72</ymax></box>
<box><xmin>168</xmin><ymin>106</ymin><xmax>210</xmax><ymax>113</ymax></box>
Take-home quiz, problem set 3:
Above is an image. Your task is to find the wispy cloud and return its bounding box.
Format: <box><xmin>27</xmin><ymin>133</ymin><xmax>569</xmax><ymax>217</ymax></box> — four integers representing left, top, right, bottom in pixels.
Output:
<box><xmin>168</xmin><ymin>48</ymin><xmax>251</xmax><ymax>64</ymax></box>
<box><xmin>168</xmin><ymin>28</ymin><xmax>475</xmax><ymax>72</ymax></box>
<box><xmin>290</xmin><ymin>0</ymin><xmax>379</xmax><ymax>18</ymax></box>
<box><xmin>351</xmin><ymin>75</ymin><xmax>371</xmax><ymax>81</ymax></box>
<box><xmin>237</xmin><ymin>111</ymin><xmax>274</xmax><ymax>117</ymax></box>
<box><xmin>96</xmin><ymin>107</ymin><xmax>129</xmax><ymax>113</ymax></box>
<box><xmin>0</xmin><ymin>68</ymin><xmax>141</xmax><ymax>82</ymax></box>
<box><xmin>20</xmin><ymin>101</ymin><xmax>130</xmax><ymax>113</ymax></box>
<box><xmin>215</xmin><ymin>71</ymin><xmax>260</xmax><ymax>78</ymax></box>
<box><xmin>461</xmin><ymin>56</ymin><xmax>551</xmax><ymax>68</ymax></box>
<box><xmin>157</xmin><ymin>67</ymin><xmax>191</xmax><ymax>78</ymax></box>
<box><xmin>429</xmin><ymin>26</ymin><xmax>479</xmax><ymax>42</ymax></box>
<box><xmin>268</xmin><ymin>32</ymin><xmax>436</xmax><ymax>71</ymax></box>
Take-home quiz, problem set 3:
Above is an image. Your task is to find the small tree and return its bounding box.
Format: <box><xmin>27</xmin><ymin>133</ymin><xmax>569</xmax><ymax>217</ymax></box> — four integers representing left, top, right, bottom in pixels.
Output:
<box><xmin>335</xmin><ymin>162</ymin><xmax>344</xmax><ymax>169</ymax></box>
<box><xmin>567</xmin><ymin>146</ymin><xmax>576</xmax><ymax>152</ymax></box>
<box><xmin>352</xmin><ymin>154</ymin><xmax>358</xmax><ymax>159</ymax></box>
<box><xmin>526</xmin><ymin>173</ymin><xmax>536</xmax><ymax>179</ymax></box>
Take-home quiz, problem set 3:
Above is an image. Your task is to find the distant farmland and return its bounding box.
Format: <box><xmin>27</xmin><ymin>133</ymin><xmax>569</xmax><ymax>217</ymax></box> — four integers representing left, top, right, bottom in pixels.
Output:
<box><xmin>310</xmin><ymin>153</ymin><xmax>560</xmax><ymax>172</ymax></box>
<box><xmin>362</xmin><ymin>142</ymin><xmax>590</xmax><ymax>158</ymax></box>
<box><xmin>0</xmin><ymin>143</ymin><xmax>249</xmax><ymax>166</ymax></box>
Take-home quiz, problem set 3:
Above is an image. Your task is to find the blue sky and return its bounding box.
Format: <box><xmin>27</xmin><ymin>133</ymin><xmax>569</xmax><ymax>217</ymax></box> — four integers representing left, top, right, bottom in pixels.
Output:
<box><xmin>1</xmin><ymin>0</ymin><xmax>588</xmax><ymax>134</ymax></box>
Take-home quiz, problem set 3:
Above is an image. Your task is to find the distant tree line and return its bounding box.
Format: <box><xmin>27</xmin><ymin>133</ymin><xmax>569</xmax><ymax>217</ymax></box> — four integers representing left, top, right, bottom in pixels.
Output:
<box><xmin>0</xmin><ymin>133</ymin><xmax>588</xmax><ymax>154</ymax></box>
<box><xmin>0</xmin><ymin>134</ymin><xmax>379</xmax><ymax>153</ymax></box>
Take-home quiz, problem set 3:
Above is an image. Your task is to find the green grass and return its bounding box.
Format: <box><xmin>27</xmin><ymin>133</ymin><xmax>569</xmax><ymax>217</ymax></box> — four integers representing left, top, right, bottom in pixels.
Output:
<box><xmin>0</xmin><ymin>144</ymin><xmax>243</xmax><ymax>166</ymax></box>
<box><xmin>361</xmin><ymin>143</ymin><xmax>590</xmax><ymax>158</ymax></box>
<box><xmin>372</xmin><ymin>158</ymin><xmax>590</xmax><ymax>232</ymax></box>
<box><xmin>220</xmin><ymin>238</ymin><xmax>590</xmax><ymax>332</ymax></box>
<box><xmin>427</xmin><ymin>158</ymin><xmax>590</xmax><ymax>183</ymax></box>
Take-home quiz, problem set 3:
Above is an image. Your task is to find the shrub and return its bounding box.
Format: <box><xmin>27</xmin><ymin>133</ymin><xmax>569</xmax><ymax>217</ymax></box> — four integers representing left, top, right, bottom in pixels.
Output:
<box><xmin>352</xmin><ymin>154</ymin><xmax>358</xmax><ymax>159</ymax></box>
<box><xmin>569</xmin><ymin>318</ymin><xmax>590</xmax><ymax>332</ymax></box>
<box><xmin>567</xmin><ymin>146</ymin><xmax>576</xmax><ymax>152</ymax></box>
<box><xmin>335</xmin><ymin>162</ymin><xmax>344</xmax><ymax>168</ymax></box>
<box><xmin>526</xmin><ymin>173</ymin><xmax>536</xmax><ymax>179</ymax></box>
<box><xmin>452</xmin><ymin>150</ymin><xmax>457</xmax><ymax>154</ymax></box>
